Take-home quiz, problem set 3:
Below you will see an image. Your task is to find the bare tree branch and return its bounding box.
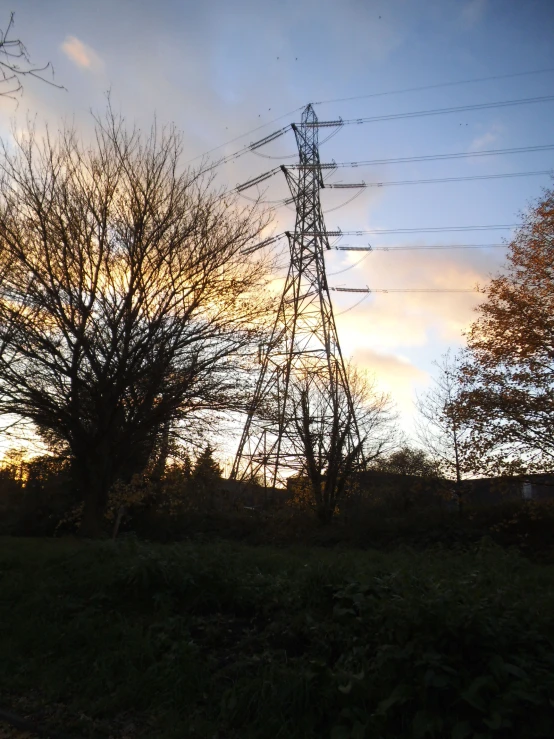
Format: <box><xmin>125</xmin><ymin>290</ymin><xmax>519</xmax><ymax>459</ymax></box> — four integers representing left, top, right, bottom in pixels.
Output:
<box><xmin>285</xmin><ymin>362</ymin><xmax>397</xmax><ymax>522</ymax></box>
<box><xmin>0</xmin><ymin>12</ymin><xmax>65</xmax><ymax>100</ymax></box>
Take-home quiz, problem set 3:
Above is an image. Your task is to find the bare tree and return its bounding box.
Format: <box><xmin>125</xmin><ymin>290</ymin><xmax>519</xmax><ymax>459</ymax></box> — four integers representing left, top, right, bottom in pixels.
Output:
<box><xmin>0</xmin><ymin>108</ymin><xmax>274</xmax><ymax>537</ymax></box>
<box><xmin>416</xmin><ymin>350</ymin><xmax>473</xmax><ymax>512</ymax></box>
<box><xmin>0</xmin><ymin>13</ymin><xmax>64</xmax><ymax>99</ymax></box>
<box><xmin>287</xmin><ymin>362</ymin><xmax>397</xmax><ymax>523</ymax></box>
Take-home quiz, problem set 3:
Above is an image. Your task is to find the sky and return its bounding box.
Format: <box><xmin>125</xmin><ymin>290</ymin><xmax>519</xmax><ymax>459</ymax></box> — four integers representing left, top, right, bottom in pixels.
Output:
<box><xmin>1</xmin><ymin>0</ymin><xmax>553</xmax><ymax>462</ymax></box>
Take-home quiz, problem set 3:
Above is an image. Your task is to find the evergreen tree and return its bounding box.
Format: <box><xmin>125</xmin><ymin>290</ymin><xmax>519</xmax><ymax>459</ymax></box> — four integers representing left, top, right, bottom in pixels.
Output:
<box><xmin>190</xmin><ymin>445</ymin><xmax>222</xmax><ymax>507</ymax></box>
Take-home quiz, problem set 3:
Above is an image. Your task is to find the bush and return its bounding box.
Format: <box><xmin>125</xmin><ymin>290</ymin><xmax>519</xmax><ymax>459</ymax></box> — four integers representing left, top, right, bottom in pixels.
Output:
<box><xmin>1</xmin><ymin>537</ymin><xmax>554</xmax><ymax>738</ymax></box>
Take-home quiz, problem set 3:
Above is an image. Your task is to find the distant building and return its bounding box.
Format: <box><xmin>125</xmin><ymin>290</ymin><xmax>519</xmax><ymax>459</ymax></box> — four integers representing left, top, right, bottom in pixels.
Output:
<box><xmin>459</xmin><ymin>473</ymin><xmax>554</xmax><ymax>506</ymax></box>
<box><xmin>218</xmin><ymin>477</ymin><xmax>289</xmax><ymax>510</ymax></box>
<box><xmin>342</xmin><ymin>470</ymin><xmax>554</xmax><ymax>512</ymax></box>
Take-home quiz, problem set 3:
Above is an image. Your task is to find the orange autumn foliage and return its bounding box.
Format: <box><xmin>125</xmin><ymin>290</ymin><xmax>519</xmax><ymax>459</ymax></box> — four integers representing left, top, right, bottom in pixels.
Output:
<box><xmin>457</xmin><ymin>184</ymin><xmax>554</xmax><ymax>474</ymax></box>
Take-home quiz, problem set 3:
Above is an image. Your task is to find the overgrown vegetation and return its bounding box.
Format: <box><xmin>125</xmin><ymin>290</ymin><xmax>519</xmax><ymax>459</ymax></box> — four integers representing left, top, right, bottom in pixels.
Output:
<box><xmin>3</xmin><ymin>446</ymin><xmax>554</xmax><ymax>563</ymax></box>
<box><xmin>1</xmin><ymin>536</ymin><xmax>553</xmax><ymax>739</ymax></box>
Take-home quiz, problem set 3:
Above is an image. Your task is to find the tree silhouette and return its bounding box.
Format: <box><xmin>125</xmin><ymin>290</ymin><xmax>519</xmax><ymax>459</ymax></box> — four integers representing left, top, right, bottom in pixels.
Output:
<box><xmin>374</xmin><ymin>446</ymin><xmax>440</xmax><ymax>478</ymax></box>
<box><xmin>0</xmin><ymin>108</ymin><xmax>273</xmax><ymax>537</ymax></box>
<box><xmin>371</xmin><ymin>445</ymin><xmax>441</xmax><ymax>511</ymax></box>
<box><xmin>416</xmin><ymin>350</ymin><xmax>474</xmax><ymax>511</ymax></box>
<box><xmin>286</xmin><ymin>363</ymin><xmax>397</xmax><ymax>522</ymax></box>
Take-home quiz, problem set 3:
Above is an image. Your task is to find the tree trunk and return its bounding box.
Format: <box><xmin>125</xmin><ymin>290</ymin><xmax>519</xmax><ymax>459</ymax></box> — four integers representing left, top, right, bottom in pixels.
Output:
<box><xmin>79</xmin><ymin>495</ymin><xmax>107</xmax><ymax>538</ymax></box>
<box><xmin>315</xmin><ymin>497</ymin><xmax>336</xmax><ymax>524</ymax></box>
<box><xmin>111</xmin><ymin>505</ymin><xmax>127</xmax><ymax>540</ymax></box>
<box><xmin>76</xmin><ymin>455</ymin><xmax>111</xmax><ymax>539</ymax></box>
<box><xmin>455</xmin><ymin>479</ymin><xmax>463</xmax><ymax>518</ymax></box>
<box><xmin>150</xmin><ymin>420</ymin><xmax>171</xmax><ymax>483</ymax></box>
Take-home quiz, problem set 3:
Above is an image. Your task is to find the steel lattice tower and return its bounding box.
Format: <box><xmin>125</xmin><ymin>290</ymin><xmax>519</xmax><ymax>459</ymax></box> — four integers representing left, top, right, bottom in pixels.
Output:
<box><xmin>231</xmin><ymin>104</ymin><xmax>363</xmax><ymax>487</ymax></box>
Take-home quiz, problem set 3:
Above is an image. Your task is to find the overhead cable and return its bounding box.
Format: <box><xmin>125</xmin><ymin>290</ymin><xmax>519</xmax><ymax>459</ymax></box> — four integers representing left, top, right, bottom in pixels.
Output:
<box><xmin>249</xmin><ymin>128</ymin><xmax>290</xmax><ymax>151</ymax></box>
<box><xmin>335</xmin><ymin>243</ymin><xmax>506</xmax><ymax>251</ymax></box>
<box><xmin>303</xmin><ymin>94</ymin><xmax>554</xmax><ymax>127</ymax></box>
<box><xmin>315</xmin><ymin>144</ymin><xmax>554</xmax><ymax>169</ymax></box>
<box><xmin>241</xmin><ymin>235</ymin><xmax>284</xmax><ymax>255</ymax></box>
<box><xmin>305</xmin><ymin>225</ymin><xmax>519</xmax><ymax>236</ymax></box>
<box><xmin>183</xmin><ymin>108</ymin><xmax>302</xmax><ymax>166</ymax></box>
<box><xmin>327</xmin><ymin>182</ymin><xmax>367</xmax><ymax>189</ymax></box>
<box><xmin>329</xmin><ymin>224</ymin><xmax>519</xmax><ymax>234</ymax></box>
<box><xmin>335</xmin><ymin>169</ymin><xmax>552</xmax><ymax>188</ymax></box>
<box><xmin>312</xmin><ymin>65</ymin><xmax>554</xmax><ymax>106</ymax></box>
<box><xmin>334</xmin><ymin>294</ymin><xmax>371</xmax><ymax>315</ymax></box>
<box><xmin>236</xmin><ymin>168</ymin><xmax>280</xmax><ymax>192</ymax></box>
<box><xmin>180</xmin><ymin>66</ymin><xmax>554</xmax><ymax>170</ymax></box>
<box><xmin>330</xmin><ymin>287</ymin><xmax>480</xmax><ymax>294</ymax></box>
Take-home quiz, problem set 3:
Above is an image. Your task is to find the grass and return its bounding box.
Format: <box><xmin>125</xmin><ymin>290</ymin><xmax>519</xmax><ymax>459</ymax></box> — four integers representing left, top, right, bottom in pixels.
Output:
<box><xmin>1</xmin><ymin>534</ymin><xmax>554</xmax><ymax>738</ymax></box>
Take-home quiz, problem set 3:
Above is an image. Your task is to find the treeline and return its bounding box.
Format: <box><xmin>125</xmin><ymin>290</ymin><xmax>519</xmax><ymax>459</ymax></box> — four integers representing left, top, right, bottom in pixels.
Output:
<box><xmin>0</xmin><ymin>101</ymin><xmax>552</xmax><ymax>537</ymax></box>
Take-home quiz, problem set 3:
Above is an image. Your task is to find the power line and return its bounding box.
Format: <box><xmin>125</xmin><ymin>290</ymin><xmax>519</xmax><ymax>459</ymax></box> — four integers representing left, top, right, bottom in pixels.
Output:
<box><xmin>238</xmin><ymin>160</ymin><xmax>552</xmax><ymax>199</ymax></box>
<box><xmin>304</xmin><ymin>94</ymin><xmax>554</xmax><ymax>127</ymax></box>
<box><xmin>192</xmin><ymin>98</ymin><xmax>553</xmax><ymax>187</ymax></box>
<box><xmin>183</xmin><ymin>110</ymin><xmax>302</xmax><ymax>167</ymax></box>
<box><xmin>330</xmin><ymin>287</ymin><xmax>480</xmax><ymax>294</ymax></box>
<box><xmin>322</xmin><ymin>188</ymin><xmax>366</xmax><ymax>212</ymax></box>
<box><xmin>312</xmin><ymin>66</ymin><xmax>554</xmax><ymax>106</ymax></box>
<box><xmin>181</xmin><ymin>66</ymin><xmax>554</xmax><ymax>172</ymax></box>
<box><xmin>326</xmin><ymin>243</ymin><xmax>506</xmax><ymax>275</ymax></box>
<box><xmin>329</xmin><ymin>169</ymin><xmax>552</xmax><ymax>189</ymax></box>
<box><xmin>316</xmin><ymin>144</ymin><xmax>554</xmax><ymax>169</ymax></box>
<box><xmin>236</xmin><ymin>170</ymin><xmax>550</xmax><ymax>210</ymax></box>
<box><xmin>335</xmin><ymin>243</ymin><xmax>506</xmax><ymax>251</ymax></box>
<box><xmin>322</xmin><ymin>224</ymin><xmax>520</xmax><ymax>235</ymax></box>
<box><xmin>334</xmin><ymin>293</ymin><xmax>371</xmax><ymax>315</ymax></box>
<box><xmin>327</xmin><ymin>252</ymin><xmax>372</xmax><ymax>276</ymax></box>
<box><xmin>199</xmin><ymin>128</ymin><xmax>294</xmax><ymax>175</ymax></box>
<box><xmin>241</xmin><ymin>234</ymin><xmax>511</xmax><ymax>259</ymax></box>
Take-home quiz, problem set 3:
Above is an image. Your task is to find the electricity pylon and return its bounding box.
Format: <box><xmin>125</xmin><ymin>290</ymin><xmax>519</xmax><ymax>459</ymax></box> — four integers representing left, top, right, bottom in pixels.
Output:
<box><xmin>231</xmin><ymin>103</ymin><xmax>363</xmax><ymax>487</ymax></box>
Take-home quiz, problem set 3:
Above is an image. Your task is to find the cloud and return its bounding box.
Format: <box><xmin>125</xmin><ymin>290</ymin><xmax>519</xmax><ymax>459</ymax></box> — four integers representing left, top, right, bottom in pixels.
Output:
<box><xmin>468</xmin><ymin>123</ymin><xmax>504</xmax><ymax>152</ymax></box>
<box><xmin>354</xmin><ymin>348</ymin><xmax>426</xmax><ymax>385</ymax></box>
<box><xmin>332</xmin><ymin>245</ymin><xmax>496</xmax><ymax>354</ymax></box>
<box><xmin>352</xmin><ymin>348</ymin><xmax>428</xmax><ymax>425</ymax></box>
<box><xmin>460</xmin><ymin>0</ymin><xmax>488</xmax><ymax>28</ymax></box>
<box><xmin>61</xmin><ymin>36</ymin><xmax>103</xmax><ymax>71</ymax></box>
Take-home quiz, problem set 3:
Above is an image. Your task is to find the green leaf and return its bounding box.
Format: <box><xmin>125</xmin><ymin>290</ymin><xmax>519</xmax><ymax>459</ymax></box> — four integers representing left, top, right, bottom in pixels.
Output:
<box><xmin>375</xmin><ymin>683</ymin><xmax>412</xmax><ymax>715</ymax></box>
<box><xmin>451</xmin><ymin>721</ymin><xmax>472</xmax><ymax>739</ymax></box>
<box><xmin>488</xmin><ymin>655</ymin><xmax>506</xmax><ymax>680</ymax></box>
<box><xmin>340</xmin><ymin>707</ymin><xmax>368</xmax><ymax>723</ymax></box>
<box><xmin>225</xmin><ymin>693</ymin><xmax>237</xmax><ymax>711</ymax></box>
<box><xmin>334</xmin><ymin>606</ymin><xmax>356</xmax><ymax>617</ymax></box>
<box><xmin>413</xmin><ymin>710</ymin><xmax>436</xmax><ymax>738</ymax></box>
<box><xmin>461</xmin><ymin>676</ymin><xmax>498</xmax><ymax>712</ymax></box>
<box><xmin>424</xmin><ymin>669</ymin><xmax>450</xmax><ymax>689</ymax></box>
<box><xmin>484</xmin><ymin>711</ymin><xmax>505</xmax><ymax>731</ymax></box>
<box><xmin>423</xmin><ymin>669</ymin><xmax>436</xmax><ymax>687</ymax></box>
<box><xmin>338</xmin><ymin>681</ymin><xmax>352</xmax><ymax>694</ymax></box>
<box><xmin>330</xmin><ymin>725</ymin><xmax>351</xmax><ymax>739</ymax></box>
<box><xmin>504</xmin><ymin>663</ymin><xmax>527</xmax><ymax>679</ymax></box>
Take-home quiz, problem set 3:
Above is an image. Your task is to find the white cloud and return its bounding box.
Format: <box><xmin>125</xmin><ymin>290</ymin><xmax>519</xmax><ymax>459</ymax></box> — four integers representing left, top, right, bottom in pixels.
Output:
<box><xmin>468</xmin><ymin>123</ymin><xmax>504</xmax><ymax>152</ymax></box>
<box><xmin>61</xmin><ymin>36</ymin><xmax>103</xmax><ymax>71</ymax></box>
<box><xmin>332</xmin><ymin>246</ymin><xmax>494</xmax><ymax>353</ymax></box>
<box><xmin>460</xmin><ymin>0</ymin><xmax>488</xmax><ymax>28</ymax></box>
<box><xmin>352</xmin><ymin>348</ymin><xmax>428</xmax><ymax>429</ymax></box>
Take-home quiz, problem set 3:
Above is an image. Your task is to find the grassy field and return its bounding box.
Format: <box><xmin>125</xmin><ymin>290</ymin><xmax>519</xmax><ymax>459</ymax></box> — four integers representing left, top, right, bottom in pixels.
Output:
<box><xmin>1</xmin><ymin>534</ymin><xmax>554</xmax><ymax>739</ymax></box>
